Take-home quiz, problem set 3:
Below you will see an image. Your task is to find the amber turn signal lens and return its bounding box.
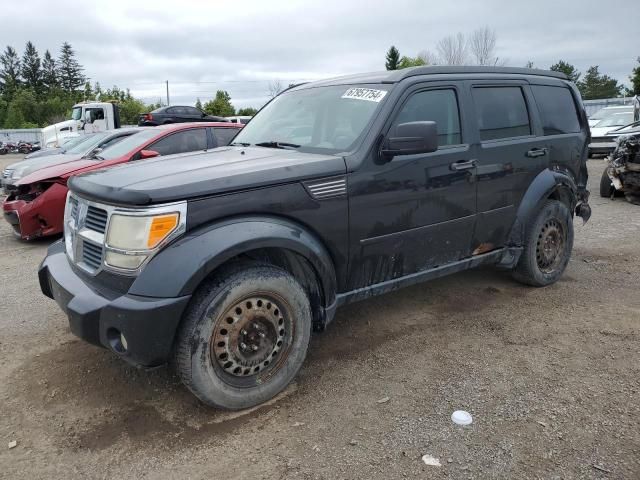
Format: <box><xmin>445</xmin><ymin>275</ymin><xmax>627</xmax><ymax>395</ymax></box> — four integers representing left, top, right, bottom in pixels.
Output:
<box><xmin>147</xmin><ymin>213</ymin><xmax>179</xmax><ymax>248</ymax></box>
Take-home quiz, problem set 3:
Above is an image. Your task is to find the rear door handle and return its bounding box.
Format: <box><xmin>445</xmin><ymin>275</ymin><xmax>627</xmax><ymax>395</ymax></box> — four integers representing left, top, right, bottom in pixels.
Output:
<box><xmin>526</xmin><ymin>147</ymin><xmax>548</xmax><ymax>158</ymax></box>
<box><xmin>450</xmin><ymin>159</ymin><xmax>476</xmax><ymax>171</ymax></box>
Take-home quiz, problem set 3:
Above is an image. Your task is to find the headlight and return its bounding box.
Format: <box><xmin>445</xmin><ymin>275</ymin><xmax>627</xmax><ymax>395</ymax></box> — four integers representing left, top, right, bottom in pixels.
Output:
<box><xmin>103</xmin><ymin>203</ymin><xmax>186</xmax><ymax>272</ymax></box>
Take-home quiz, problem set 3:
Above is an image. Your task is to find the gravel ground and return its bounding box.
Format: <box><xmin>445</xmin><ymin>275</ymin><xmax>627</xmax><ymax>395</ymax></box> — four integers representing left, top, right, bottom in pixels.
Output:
<box><xmin>0</xmin><ymin>154</ymin><xmax>638</xmax><ymax>479</ymax></box>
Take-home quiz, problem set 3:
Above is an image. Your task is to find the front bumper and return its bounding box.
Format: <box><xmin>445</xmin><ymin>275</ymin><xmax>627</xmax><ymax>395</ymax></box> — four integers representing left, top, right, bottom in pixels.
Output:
<box><xmin>2</xmin><ymin>183</ymin><xmax>68</xmax><ymax>240</ymax></box>
<box><xmin>589</xmin><ymin>141</ymin><xmax>616</xmax><ymax>155</ymax></box>
<box><xmin>39</xmin><ymin>241</ymin><xmax>192</xmax><ymax>367</ymax></box>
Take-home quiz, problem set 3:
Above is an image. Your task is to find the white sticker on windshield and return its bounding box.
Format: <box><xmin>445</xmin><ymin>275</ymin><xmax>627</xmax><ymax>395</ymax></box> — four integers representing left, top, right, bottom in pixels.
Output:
<box><xmin>342</xmin><ymin>88</ymin><xmax>387</xmax><ymax>103</ymax></box>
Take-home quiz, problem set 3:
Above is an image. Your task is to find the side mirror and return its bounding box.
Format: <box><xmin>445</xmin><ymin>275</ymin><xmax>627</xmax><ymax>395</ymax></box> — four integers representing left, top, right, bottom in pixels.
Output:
<box><xmin>88</xmin><ymin>147</ymin><xmax>103</xmax><ymax>158</ymax></box>
<box><xmin>139</xmin><ymin>149</ymin><xmax>160</xmax><ymax>159</ymax></box>
<box><xmin>381</xmin><ymin>121</ymin><xmax>438</xmax><ymax>160</ymax></box>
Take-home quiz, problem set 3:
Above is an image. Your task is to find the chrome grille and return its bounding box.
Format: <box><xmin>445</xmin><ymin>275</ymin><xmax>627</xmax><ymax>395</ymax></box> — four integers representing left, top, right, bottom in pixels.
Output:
<box><xmin>85</xmin><ymin>206</ymin><xmax>108</xmax><ymax>233</ymax></box>
<box><xmin>82</xmin><ymin>241</ymin><xmax>103</xmax><ymax>269</ymax></box>
<box><xmin>69</xmin><ymin>195</ymin><xmax>79</xmax><ymax>220</ymax></box>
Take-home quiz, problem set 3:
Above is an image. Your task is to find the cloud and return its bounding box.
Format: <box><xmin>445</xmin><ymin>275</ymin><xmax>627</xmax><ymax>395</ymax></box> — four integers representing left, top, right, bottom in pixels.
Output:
<box><xmin>2</xmin><ymin>0</ymin><xmax>638</xmax><ymax>108</ymax></box>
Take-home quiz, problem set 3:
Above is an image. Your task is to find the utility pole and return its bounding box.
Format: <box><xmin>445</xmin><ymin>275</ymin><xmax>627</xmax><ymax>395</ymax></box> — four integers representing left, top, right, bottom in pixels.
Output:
<box><xmin>166</xmin><ymin>80</ymin><xmax>170</xmax><ymax>106</ymax></box>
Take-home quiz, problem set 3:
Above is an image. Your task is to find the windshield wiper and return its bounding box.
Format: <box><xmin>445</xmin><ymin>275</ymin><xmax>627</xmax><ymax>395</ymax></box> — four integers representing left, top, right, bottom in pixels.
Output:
<box><xmin>254</xmin><ymin>141</ymin><xmax>301</xmax><ymax>150</ymax></box>
<box><xmin>230</xmin><ymin>141</ymin><xmax>251</xmax><ymax>147</ymax></box>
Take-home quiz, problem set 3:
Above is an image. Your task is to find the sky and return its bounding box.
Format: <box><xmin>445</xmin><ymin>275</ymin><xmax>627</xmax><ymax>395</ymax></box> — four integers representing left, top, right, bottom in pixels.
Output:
<box><xmin>2</xmin><ymin>0</ymin><xmax>638</xmax><ymax>109</ymax></box>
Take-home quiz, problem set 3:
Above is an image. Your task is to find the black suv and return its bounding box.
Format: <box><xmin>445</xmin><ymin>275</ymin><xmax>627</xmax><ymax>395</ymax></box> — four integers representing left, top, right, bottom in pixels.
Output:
<box><xmin>39</xmin><ymin>67</ymin><xmax>591</xmax><ymax>410</ymax></box>
<box><xmin>138</xmin><ymin>105</ymin><xmax>228</xmax><ymax>126</ymax></box>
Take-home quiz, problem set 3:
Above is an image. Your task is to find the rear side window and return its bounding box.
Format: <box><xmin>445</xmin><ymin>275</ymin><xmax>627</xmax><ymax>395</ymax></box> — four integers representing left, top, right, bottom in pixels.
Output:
<box><xmin>532</xmin><ymin>85</ymin><xmax>581</xmax><ymax>135</ymax></box>
<box><xmin>473</xmin><ymin>87</ymin><xmax>531</xmax><ymax>141</ymax></box>
<box><xmin>211</xmin><ymin>127</ymin><xmax>238</xmax><ymax>146</ymax></box>
<box><xmin>149</xmin><ymin>129</ymin><xmax>208</xmax><ymax>156</ymax></box>
<box><xmin>394</xmin><ymin>89</ymin><xmax>462</xmax><ymax>146</ymax></box>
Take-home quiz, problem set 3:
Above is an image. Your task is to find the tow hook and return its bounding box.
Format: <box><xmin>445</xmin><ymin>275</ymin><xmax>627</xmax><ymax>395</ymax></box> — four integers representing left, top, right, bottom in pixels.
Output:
<box><xmin>576</xmin><ymin>202</ymin><xmax>591</xmax><ymax>224</ymax></box>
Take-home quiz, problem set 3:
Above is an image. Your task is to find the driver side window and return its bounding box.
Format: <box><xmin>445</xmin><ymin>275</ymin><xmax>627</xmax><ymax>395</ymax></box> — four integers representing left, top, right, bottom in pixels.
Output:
<box><xmin>394</xmin><ymin>89</ymin><xmax>462</xmax><ymax>147</ymax></box>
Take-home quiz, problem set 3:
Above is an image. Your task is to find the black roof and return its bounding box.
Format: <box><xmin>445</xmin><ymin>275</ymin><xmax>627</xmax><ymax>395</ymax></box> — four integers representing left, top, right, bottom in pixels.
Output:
<box><xmin>303</xmin><ymin>66</ymin><xmax>568</xmax><ymax>88</ymax></box>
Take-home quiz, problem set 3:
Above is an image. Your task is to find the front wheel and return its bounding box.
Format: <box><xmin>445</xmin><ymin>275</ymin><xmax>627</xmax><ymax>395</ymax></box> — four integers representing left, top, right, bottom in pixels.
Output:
<box><xmin>599</xmin><ymin>169</ymin><xmax>614</xmax><ymax>198</ymax></box>
<box><xmin>512</xmin><ymin>200</ymin><xmax>574</xmax><ymax>287</ymax></box>
<box><xmin>174</xmin><ymin>263</ymin><xmax>312</xmax><ymax>410</ymax></box>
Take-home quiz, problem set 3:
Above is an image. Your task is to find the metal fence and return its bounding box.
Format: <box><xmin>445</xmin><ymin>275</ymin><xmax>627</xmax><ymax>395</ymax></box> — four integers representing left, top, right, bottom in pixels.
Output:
<box><xmin>583</xmin><ymin>98</ymin><xmax>635</xmax><ymax>117</ymax></box>
<box><xmin>0</xmin><ymin>129</ymin><xmax>43</xmax><ymax>144</ymax></box>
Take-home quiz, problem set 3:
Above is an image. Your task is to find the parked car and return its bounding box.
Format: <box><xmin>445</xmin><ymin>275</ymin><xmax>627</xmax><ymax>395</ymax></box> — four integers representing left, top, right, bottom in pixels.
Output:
<box><xmin>587</xmin><ymin>105</ymin><xmax>633</xmax><ymax>128</ymax></box>
<box><xmin>22</xmin><ymin>134</ymin><xmax>95</xmax><ymax>160</ymax></box>
<box><xmin>226</xmin><ymin>116</ymin><xmax>252</xmax><ymax>125</ymax></box>
<box><xmin>138</xmin><ymin>106</ymin><xmax>229</xmax><ymax>126</ymax></box>
<box><xmin>2</xmin><ymin>130</ymin><xmax>138</xmax><ymax>193</ymax></box>
<box><xmin>600</xmin><ymin>129</ymin><xmax>640</xmax><ymax>202</ymax></box>
<box><xmin>589</xmin><ymin>112</ymin><xmax>636</xmax><ymax>156</ymax></box>
<box><xmin>38</xmin><ymin>66</ymin><xmax>591</xmax><ymax>410</ymax></box>
<box><xmin>3</xmin><ymin>122</ymin><xmax>242</xmax><ymax>239</ymax></box>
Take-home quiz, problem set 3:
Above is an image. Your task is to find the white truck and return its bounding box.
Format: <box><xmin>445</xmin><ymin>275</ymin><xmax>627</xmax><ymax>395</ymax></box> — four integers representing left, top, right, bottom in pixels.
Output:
<box><xmin>41</xmin><ymin>102</ymin><xmax>121</xmax><ymax>149</ymax></box>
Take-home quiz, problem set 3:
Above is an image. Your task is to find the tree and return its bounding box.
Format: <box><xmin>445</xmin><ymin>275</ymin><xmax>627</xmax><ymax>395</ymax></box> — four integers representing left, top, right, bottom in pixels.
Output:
<box><xmin>268</xmin><ymin>79</ymin><xmax>283</xmax><ymax>98</ymax></box>
<box><xmin>0</xmin><ymin>46</ymin><xmax>22</xmax><ymax>96</ymax></box>
<box><xmin>82</xmin><ymin>81</ymin><xmax>93</xmax><ymax>100</ymax></box>
<box><xmin>203</xmin><ymin>90</ymin><xmax>235</xmax><ymax>117</ymax></box>
<box><xmin>437</xmin><ymin>33</ymin><xmax>468</xmax><ymax>65</ymax></box>
<box><xmin>58</xmin><ymin>42</ymin><xmax>85</xmax><ymax>93</ymax></box>
<box><xmin>398</xmin><ymin>55</ymin><xmax>426</xmax><ymax>69</ymax></box>
<box><xmin>628</xmin><ymin>57</ymin><xmax>640</xmax><ymax>96</ymax></box>
<box><xmin>195</xmin><ymin>98</ymin><xmax>203</xmax><ymax>110</ymax></box>
<box><xmin>21</xmin><ymin>41</ymin><xmax>42</xmax><ymax>93</ymax></box>
<box><xmin>385</xmin><ymin>46</ymin><xmax>400</xmax><ymax>70</ymax></box>
<box><xmin>469</xmin><ymin>27</ymin><xmax>500</xmax><ymax>66</ymax></box>
<box><xmin>42</xmin><ymin>50</ymin><xmax>58</xmax><ymax>91</ymax></box>
<box><xmin>578</xmin><ymin>66</ymin><xmax>622</xmax><ymax>100</ymax></box>
<box><xmin>237</xmin><ymin>107</ymin><xmax>258</xmax><ymax>116</ymax></box>
<box><xmin>525</xmin><ymin>61</ymin><xmax>535</xmax><ymax>69</ymax></box>
<box><xmin>550</xmin><ymin>60</ymin><xmax>581</xmax><ymax>83</ymax></box>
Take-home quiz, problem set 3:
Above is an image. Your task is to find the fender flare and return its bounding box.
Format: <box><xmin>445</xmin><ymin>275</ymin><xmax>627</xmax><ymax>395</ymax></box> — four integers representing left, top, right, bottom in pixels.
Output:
<box><xmin>129</xmin><ymin>216</ymin><xmax>338</xmax><ymax>308</ymax></box>
<box><xmin>507</xmin><ymin>168</ymin><xmax>577</xmax><ymax>247</ymax></box>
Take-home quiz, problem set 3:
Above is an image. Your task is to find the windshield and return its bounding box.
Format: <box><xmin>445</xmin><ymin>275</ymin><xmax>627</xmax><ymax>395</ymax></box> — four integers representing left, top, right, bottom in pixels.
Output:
<box><xmin>232</xmin><ymin>85</ymin><xmax>391</xmax><ymax>154</ymax></box>
<box><xmin>64</xmin><ymin>134</ymin><xmax>101</xmax><ymax>154</ymax></box>
<box><xmin>71</xmin><ymin>107</ymin><xmax>83</xmax><ymax>121</ymax></box>
<box><xmin>59</xmin><ymin>135</ymin><xmax>88</xmax><ymax>149</ymax></box>
<box><xmin>590</xmin><ymin>107</ymin><xmax>632</xmax><ymax>121</ymax></box>
<box><xmin>97</xmin><ymin>129</ymin><xmax>158</xmax><ymax>160</ymax></box>
<box><xmin>594</xmin><ymin>113</ymin><xmax>634</xmax><ymax>128</ymax></box>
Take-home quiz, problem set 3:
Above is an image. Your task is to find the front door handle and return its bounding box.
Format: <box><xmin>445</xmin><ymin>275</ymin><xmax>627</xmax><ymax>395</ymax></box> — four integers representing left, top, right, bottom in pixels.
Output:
<box><xmin>526</xmin><ymin>147</ymin><xmax>548</xmax><ymax>158</ymax></box>
<box><xmin>450</xmin><ymin>159</ymin><xmax>476</xmax><ymax>171</ymax></box>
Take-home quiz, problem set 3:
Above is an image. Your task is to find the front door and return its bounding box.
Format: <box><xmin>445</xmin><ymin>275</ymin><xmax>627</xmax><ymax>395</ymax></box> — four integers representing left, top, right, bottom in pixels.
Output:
<box><xmin>347</xmin><ymin>83</ymin><xmax>477</xmax><ymax>290</ymax></box>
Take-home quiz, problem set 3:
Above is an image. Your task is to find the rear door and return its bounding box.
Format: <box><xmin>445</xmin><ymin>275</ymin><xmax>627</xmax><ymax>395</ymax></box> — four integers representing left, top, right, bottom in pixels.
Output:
<box><xmin>529</xmin><ymin>81</ymin><xmax>587</xmax><ymax>187</ymax></box>
<box><xmin>468</xmin><ymin>81</ymin><xmax>548</xmax><ymax>251</ymax></box>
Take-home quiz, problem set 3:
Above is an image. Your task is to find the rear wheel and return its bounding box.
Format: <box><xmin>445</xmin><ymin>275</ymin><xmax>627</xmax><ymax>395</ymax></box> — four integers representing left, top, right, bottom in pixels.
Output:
<box><xmin>599</xmin><ymin>169</ymin><xmax>614</xmax><ymax>198</ymax></box>
<box><xmin>512</xmin><ymin>200</ymin><xmax>574</xmax><ymax>287</ymax></box>
<box><xmin>174</xmin><ymin>263</ymin><xmax>311</xmax><ymax>410</ymax></box>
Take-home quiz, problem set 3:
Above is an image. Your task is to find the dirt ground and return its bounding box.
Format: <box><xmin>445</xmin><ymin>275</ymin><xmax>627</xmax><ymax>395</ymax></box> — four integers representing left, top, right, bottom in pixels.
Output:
<box><xmin>0</xmin><ymin>153</ymin><xmax>638</xmax><ymax>479</ymax></box>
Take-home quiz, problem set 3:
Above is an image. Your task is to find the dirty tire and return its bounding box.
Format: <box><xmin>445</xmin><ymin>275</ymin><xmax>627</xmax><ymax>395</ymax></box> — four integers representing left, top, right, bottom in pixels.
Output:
<box><xmin>512</xmin><ymin>200</ymin><xmax>574</xmax><ymax>287</ymax></box>
<box><xmin>599</xmin><ymin>169</ymin><xmax>614</xmax><ymax>198</ymax></box>
<box><xmin>174</xmin><ymin>263</ymin><xmax>311</xmax><ymax>410</ymax></box>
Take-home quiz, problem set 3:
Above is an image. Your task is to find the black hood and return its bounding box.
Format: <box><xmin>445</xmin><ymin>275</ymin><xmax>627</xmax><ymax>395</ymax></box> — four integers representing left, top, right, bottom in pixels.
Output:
<box><xmin>69</xmin><ymin>147</ymin><xmax>347</xmax><ymax>205</ymax></box>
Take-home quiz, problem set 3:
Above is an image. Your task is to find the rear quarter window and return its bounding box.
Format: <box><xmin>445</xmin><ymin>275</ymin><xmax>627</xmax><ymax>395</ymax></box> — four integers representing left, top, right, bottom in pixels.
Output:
<box><xmin>532</xmin><ymin>85</ymin><xmax>581</xmax><ymax>135</ymax></box>
<box><xmin>473</xmin><ymin>86</ymin><xmax>531</xmax><ymax>141</ymax></box>
<box><xmin>211</xmin><ymin>127</ymin><xmax>239</xmax><ymax>146</ymax></box>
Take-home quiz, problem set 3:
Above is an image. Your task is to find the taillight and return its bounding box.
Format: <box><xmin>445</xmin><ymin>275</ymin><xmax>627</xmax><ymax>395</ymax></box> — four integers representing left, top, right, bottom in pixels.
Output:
<box><xmin>145</xmin><ymin>113</ymin><xmax>153</xmax><ymax>121</ymax></box>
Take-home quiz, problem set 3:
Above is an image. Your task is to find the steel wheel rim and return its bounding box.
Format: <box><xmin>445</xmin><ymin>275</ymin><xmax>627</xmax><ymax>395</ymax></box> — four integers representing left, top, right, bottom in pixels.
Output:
<box><xmin>536</xmin><ymin>219</ymin><xmax>566</xmax><ymax>274</ymax></box>
<box><xmin>210</xmin><ymin>293</ymin><xmax>293</xmax><ymax>387</ymax></box>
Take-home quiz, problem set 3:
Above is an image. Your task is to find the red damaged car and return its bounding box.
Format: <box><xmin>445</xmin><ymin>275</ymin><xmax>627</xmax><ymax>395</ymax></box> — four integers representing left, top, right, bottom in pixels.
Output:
<box><xmin>3</xmin><ymin>122</ymin><xmax>241</xmax><ymax>240</ymax></box>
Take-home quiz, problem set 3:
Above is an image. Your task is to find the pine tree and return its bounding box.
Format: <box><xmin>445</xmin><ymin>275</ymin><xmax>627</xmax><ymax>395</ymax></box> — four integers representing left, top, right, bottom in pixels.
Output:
<box><xmin>21</xmin><ymin>41</ymin><xmax>42</xmax><ymax>93</ymax></box>
<box><xmin>577</xmin><ymin>66</ymin><xmax>622</xmax><ymax>100</ymax></box>
<box><xmin>42</xmin><ymin>50</ymin><xmax>58</xmax><ymax>91</ymax></box>
<box><xmin>550</xmin><ymin>60</ymin><xmax>581</xmax><ymax>83</ymax></box>
<box><xmin>385</xmin><ymin>46</ymin><xmax>400</xmax><ymax>70</ymax></box>
<box><xmin>195</xmin><ymin>98</ymin><xmax>203</xmax><ymax>110</ymax></box>
<box><xmin>0</xmin><ymin>46</ymin><xmax>22</xmax><ymax>96</ymax></box>
<box><xmin>58</xmin><ymin>42</ymin><xmax>86</xmax><ymax>93</ymax></box>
